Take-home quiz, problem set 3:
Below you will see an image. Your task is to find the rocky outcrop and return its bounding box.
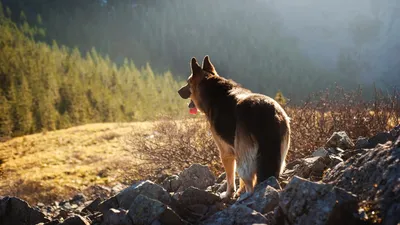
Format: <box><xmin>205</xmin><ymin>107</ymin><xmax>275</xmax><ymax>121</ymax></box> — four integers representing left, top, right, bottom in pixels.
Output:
<box><xmin>0</xmin><ymin>196</ymin><xmax>49</xmax><ymax>225</ymax></box>
<box><xmin>323</xmin><ymin>139</ymin><xmax>400</xmax><ymax>225</ymax></box>
<box><xmin>2</xmin><ymin>128</ymin><xmax>399</xmax><ymax>225</ymax></box>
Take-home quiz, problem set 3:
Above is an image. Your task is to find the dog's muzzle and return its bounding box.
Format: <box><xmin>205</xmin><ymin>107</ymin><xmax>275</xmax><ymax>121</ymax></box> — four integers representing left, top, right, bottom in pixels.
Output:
<box><xmin>178</xmin><ymin>84</ymin><xmax>191</xmax><ymax>99</ymax></box>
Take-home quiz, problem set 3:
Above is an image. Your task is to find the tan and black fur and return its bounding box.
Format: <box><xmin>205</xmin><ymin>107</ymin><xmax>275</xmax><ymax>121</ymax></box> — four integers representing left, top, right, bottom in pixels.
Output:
<box><xmin>178</xmin><ymin>56</ymin><xmax>291</xmax><ymax>198</ymax></box>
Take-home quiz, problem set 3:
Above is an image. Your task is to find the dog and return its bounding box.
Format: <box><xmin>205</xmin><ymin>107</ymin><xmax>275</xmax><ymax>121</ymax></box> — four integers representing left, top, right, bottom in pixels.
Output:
<box><xmin>178</xmin><ymin>56</ymin><xmax>291</xmax><ymax>199</ymax></box>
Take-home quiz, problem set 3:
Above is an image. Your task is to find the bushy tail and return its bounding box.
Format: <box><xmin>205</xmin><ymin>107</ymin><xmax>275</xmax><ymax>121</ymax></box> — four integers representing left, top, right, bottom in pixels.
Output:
<box><xmin>256</xmin><ymin>126</ymin><xmax>290</xmax><ymax>184</ymax></box>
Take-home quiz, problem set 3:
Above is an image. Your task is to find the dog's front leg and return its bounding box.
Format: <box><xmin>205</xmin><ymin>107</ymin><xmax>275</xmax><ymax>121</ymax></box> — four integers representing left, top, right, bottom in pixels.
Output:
<box><xmin>220</xmin><ymin>153</ymin><xmax>236</xmax><ymax>199</ymax></box>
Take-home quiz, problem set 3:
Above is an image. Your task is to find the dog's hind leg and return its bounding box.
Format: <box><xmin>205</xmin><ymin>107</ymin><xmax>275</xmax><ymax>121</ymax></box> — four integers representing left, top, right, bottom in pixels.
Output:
<box><xmin>234</xmin><ymin>125</ymin><xmax>258</xmax><ymax>195</ymax></box>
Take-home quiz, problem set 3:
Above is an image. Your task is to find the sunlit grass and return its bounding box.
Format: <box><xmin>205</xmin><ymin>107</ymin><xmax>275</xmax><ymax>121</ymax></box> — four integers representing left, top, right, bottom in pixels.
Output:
<box><xmin>0</xmin><ymin>122</ymin><xmax>154</xmax><ymax>204</ymax></box>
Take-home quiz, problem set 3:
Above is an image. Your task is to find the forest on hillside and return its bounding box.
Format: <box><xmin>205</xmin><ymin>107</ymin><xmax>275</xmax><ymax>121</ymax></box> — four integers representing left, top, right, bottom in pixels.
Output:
<box><xmin>2</xmin><ymin>0</ymin><xmax>399</xmax><ymax>100</ymax></box>
<box><xmin>0</xmin><ymin>6</ymin><xmax>186</xmax><ymax>137</ymax></box>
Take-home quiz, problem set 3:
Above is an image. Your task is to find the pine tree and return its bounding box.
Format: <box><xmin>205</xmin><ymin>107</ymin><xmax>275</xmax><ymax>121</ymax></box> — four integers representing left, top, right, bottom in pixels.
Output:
<box><xmin>13</xmin><ymin>75</ymin><xmax>33</xmax><ymax>135</ymax></box>
<box><xmin>274</xmin><ymin>90</ymin><xmax>287</xmax><ymax>106</ymax></box>
<box><xmin>0</xmin><ymin>91</ymin><xmax>13</xmax><ymax>136</ymax></box>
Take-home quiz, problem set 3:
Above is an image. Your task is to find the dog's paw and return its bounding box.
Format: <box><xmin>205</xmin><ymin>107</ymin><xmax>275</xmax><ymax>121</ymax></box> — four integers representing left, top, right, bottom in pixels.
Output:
<box><xmin>220</xmin><ymin>191</ymin><xmax>232</xmax><ymax>200</ymax></box>
<box><xmin>233</xmin><ymin>186</ymin><xmax>245</xmax><ymax>199</ymax></box>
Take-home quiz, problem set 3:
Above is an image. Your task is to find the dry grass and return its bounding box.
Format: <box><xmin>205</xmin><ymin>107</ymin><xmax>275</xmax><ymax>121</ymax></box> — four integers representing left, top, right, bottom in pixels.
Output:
<box><xmin>0</xmin><ymin>122</ymin><xmax>154</xmax><ymax>204</ymax></box>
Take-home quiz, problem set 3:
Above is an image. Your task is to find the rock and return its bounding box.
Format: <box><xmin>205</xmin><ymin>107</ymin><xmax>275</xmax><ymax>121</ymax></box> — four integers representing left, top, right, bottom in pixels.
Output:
<box><xmin>175</xmin><ymin>187</ymin><xmax>221</xmax><ymax>223</ymax></box>
<box><xmin>215</xmin><ymin>181</ymin><xmax>227</xmax><ymax>194</ymax></box>
<box><xmin>235</xmin><ymin>179</ymin><xmax>279</xmax><ymax>214</ymax></box>
<box><xmin>111</xmin><ymin>183</ymin><xmax>128</xmax><ymax>196</ymax></box>
<box><xmin>365</xmin><ymin>132</ymin><xmax>393</xmax><ymax>148</ymax></box>
<box><xmin>206</xmin><ymin>183</ymin><xmax>223</xmax><ymax>193</ymax></box>
<box><xmin>99</xmin><ymin>180</ymin><xmax>171</xmax><ymax>213</ymax></box>
<box><xmin>177</xmin><ymin>187</ymin><xmax>220</xmax><ymax>206</ymax></box>
<box><xmin>341</xmin><ymin>148</ymin><xmax>368</xmax><ymax>161</ymax></box>
<box><xmin>102</xmin><ymin>208</ymin><xmax>129</xmax><ymax>225</ymax></box>
<box><xmin>71</xmin><ymin>193</ymin><xmax>86</xmax><ymax>204</ymax></box>
<box><xmin>186</xmin><ymin>204</ymin><xmax>209</xmax><ymax>216</ymax></box>
<box><xmin>323</xmin><ymin>141</ymin><xmax>400</xmax><ymax>225</ymax></box>
<box><xmin>162</xmin><ymin>175</ymin><xmax>182</xmax><ymax>193</ymax></box>
<box><xmin>327</xmin><ymin>147</ymin><xmax>345</xmax><ymax>155</ymax></box>
<box><xmin>0</xmin><ymin>196</ymin><xmax>49</xmax><ymax>225</ymax></box>
<box><xmin>127</xmin><ymin>194</ymin><xmax>183</xmax><ymax>225</ymax></box>
<box><xmin>312</xmin><ymin>147</ymin><xmax>329</xmax><ymax>157</ymax></box>
<box><xmin>355</xmin><ymin>137</ymin><xmax>369</xmax><ymax>149</ymax></box>
<box><xmin>327</xmin><ymin>154</ymin><xmax>343</xmax><ymax>167</ymax></box>
<box><xmin>279</xmin><ymin>176</ymin><xmax>359</xmax><ymax>225</ymax></box>
<box><xmin>58</xmin><ymin>215</ymin><xmax>90</xmax><ymax>225</ymax></box>
<box><xmin>291</xmin><ymin>156</ymin><xmax>328</xmax><ymax>180</ymax></box>
<box><xmin>176</xmin><ymin>164</ymin><xmax>216</xmax><ymax>192</ymax></box>
<box><xmin>82</xmin><ymin>197</ymin><xmax>101</xmax><ymax>214</ymax></box>
<box><xmin>202</xmin><ymin>204</ymin><xmax>268</xmax><ymax>225</ymax></box>
<box><xmin>325</xmin><ymin>131</ymin><xmax>354</xmax><ymax>149</ymax></box>
<box><xmin>216</xmin><ymin>173</ymin><xmax>226</xmax><ymax>183</ymax></box>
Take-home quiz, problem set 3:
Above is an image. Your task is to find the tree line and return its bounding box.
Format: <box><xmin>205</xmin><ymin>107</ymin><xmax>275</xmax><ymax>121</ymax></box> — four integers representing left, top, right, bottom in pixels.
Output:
<box><xmin>0</xmin><ymin>5</ymin><xmax>187</xmax><ymax>137</ymax></box>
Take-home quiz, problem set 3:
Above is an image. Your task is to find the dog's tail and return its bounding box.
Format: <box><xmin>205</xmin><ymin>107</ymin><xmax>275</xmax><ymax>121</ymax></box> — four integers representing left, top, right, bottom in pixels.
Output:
<box><xmin>279</xmin><ymin>127</ymin><xmax>290</xmax><ymax>174</ymax></box>
<box><xmin>256</xmin><ymin>120</ymin><xmax>290</xmax><ymax>184</ymax></box>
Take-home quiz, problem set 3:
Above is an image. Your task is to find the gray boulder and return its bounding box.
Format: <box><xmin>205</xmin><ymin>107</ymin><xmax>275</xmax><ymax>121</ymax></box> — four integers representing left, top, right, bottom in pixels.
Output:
<box><xmin>98</xmin><ymin>180</ymin><xmax>171</xmax><ymax>214</ymax></box>
<box><xmin>0</xmin><ymin>196</ymin><xmax>49</xmax><ymax>225</ymax></box>
<box><xmin>282</xmin><ymin>156</ymin><xmax>329</xmax><ymax>181</ymax></box>
<box><xmin>235</xmin><ymin>179</ymin><xmax>279</xmax><ymax>214</ymax></box>
<box><xmin>312</xmin><ymin>147</ymin><xmax>329</xmax><ymax>157</ymax></box>
<box><xmin>127</xmin><ymin>194</ymin><xmax>183</xmax><ymax>225</ymax></box>
<box><xmin>279</xmin><ymin>176</ymin><xmax>359</xmax><ymax>225</ymax></box>
<box><xmin>176</xmin><ymin>164</ymin><xmax>216</xmax><ymax>192</ymax></box>
<box><xmin>325</xmin><ymin>131</ymin><xmax>354</xmax><ymax>149</ymax></box>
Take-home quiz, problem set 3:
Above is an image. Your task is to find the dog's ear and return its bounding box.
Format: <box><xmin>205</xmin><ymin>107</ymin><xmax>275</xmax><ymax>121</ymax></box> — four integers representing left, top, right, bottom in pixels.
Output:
<box><xmin>202</xmin><ymin>55</ymin><xmax>216</xmax><ymax>74</ymax></box>
<box><xmin>191</xmin><ymin>57</ymin><xmax>202</xmax><ymax>74</ymax></box>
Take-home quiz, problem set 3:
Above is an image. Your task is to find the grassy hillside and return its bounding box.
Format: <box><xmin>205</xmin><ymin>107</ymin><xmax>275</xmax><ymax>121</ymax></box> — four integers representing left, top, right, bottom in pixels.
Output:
<box><xmin>0</xmin><ymin>122</ymin><xmax>156</xmax><ymax>204</ymax></box>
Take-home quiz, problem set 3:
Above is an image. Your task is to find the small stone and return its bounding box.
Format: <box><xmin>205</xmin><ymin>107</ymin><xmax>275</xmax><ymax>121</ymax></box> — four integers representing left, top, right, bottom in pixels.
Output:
<box><xmin>103</xmin><ymin>208</ymin><xmax>129</xmax><ymax>225</ymax></box>
<box><xmin>71</xmin><ymin>193</ymin><xmax>86</xmax><ymax>204</ymax></box>
<box><xmin>216</xmin><ymin>172</ymin><xmax>226</xmax><ymax>183</ymax></box>
<box><xmin>326</xmin><ymin>131</ymin><xmax>354</xmax><ymax>149</ymax></box>
<box><xmin>355</xmin><ymin>137</ymin><xmax>369</xmax><ymax>149</ymax></box>
<box><xmin>82</xmin><ymin>197</ymin><xmax>101</xmax><ymax>214</ymax></box>
<box><xmin>58</xmin><ymin>215</ymin><xmax>91</xmax><ymax>225</ymax></box>
<box><xmin>312</xmin><ymin>148</ymin><xmax>329</xmax><ymax>157</ymax></box>
<box><xmin>162</xmin><ymin>175</ymin><xmax>182</xmax><ymax>193</ymax></box>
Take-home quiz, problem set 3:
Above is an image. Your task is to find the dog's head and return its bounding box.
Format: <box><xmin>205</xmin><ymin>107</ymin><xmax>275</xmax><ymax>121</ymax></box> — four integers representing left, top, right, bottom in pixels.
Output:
<box><xmin>178</xmin><ymin>55</ymin><xmax>217</xmax><ymax>114</ymax></box>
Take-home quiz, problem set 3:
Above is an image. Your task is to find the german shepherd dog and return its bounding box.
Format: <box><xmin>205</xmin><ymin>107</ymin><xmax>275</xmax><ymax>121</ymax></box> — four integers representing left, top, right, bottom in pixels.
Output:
<box><xmin>178</xmin><ymin>56</ymin><xmax>291</xmax><ymax>199</ymax></box>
